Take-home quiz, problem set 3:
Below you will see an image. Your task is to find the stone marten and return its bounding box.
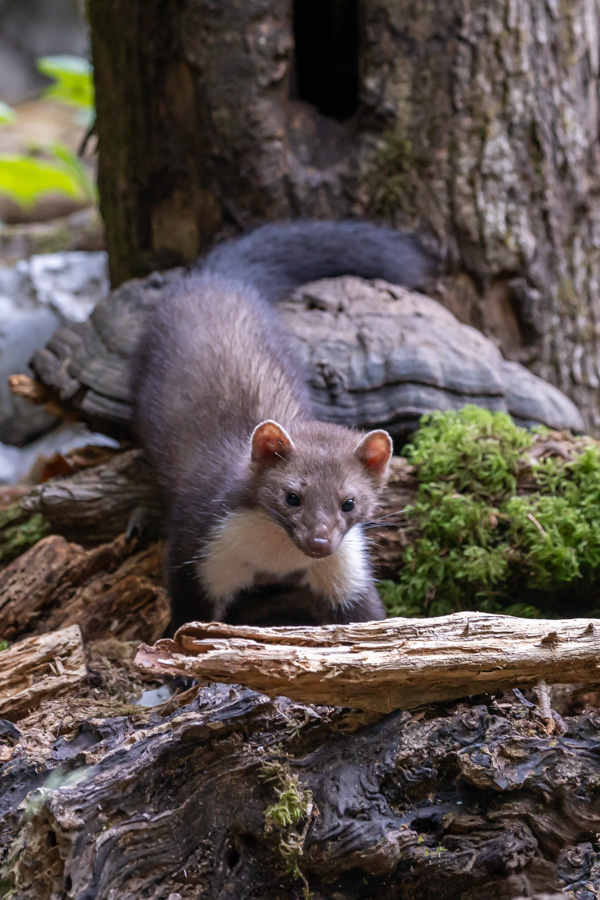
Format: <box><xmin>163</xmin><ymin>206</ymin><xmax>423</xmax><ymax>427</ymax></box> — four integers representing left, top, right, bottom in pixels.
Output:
<box><xmin>132</xmin><ymin>221</ymin><xmax>429</xmax><ymax>630</ymax></box>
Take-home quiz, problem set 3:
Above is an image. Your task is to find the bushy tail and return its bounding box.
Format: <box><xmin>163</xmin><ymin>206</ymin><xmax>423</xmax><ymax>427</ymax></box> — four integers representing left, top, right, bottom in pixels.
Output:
<box><xmin>200</xmin><ymin>220</ymin><xmax>432</xmax><ymax>302</ymax></box>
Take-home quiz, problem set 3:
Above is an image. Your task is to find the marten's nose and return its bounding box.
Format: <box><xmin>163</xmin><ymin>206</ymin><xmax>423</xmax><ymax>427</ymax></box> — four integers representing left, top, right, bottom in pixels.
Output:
<box><xmin>306</xmin><ymin>537</ymin><xmax>331</xmax><ymax>558</ymax></box>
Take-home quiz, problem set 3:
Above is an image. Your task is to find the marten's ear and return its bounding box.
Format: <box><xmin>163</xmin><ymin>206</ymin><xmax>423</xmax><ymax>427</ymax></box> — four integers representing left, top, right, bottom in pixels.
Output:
<box><xmin>354</xmin><ymin>430</ymin><xmax>393</xmax><ymax>481</ymax></box>
<box><xmin>251</xmin><ymin>420</ymin><xmax>295</xmax><ymax>466</ymax></box>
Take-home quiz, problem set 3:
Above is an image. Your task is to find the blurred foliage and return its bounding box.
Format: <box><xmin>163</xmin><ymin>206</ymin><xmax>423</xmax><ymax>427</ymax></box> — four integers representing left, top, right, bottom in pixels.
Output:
<box><xmin>380</xmin><ymin>406</ymin><xmax>600</xmax><ymax>620</ymax></box>
<box><xmin>0</xmin><ymin>101</ymin><xmax>17</xmax><ymax>125</ymax></box>
<box><xmin>38</xmin><ymin>55</ymin><xmax>94</xmax><ymax>112</ymax></box>
<box><xmin>0</xmin><ymin>55</ymin><xmax>96</xmax><ymax>213</ymax></box>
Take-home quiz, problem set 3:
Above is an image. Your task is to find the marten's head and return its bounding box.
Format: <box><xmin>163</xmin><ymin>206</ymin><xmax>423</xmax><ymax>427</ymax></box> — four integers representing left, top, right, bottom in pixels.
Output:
<box><xmin>249</xmin><ymin>419</ymin><xmax>392</xmax><ymax>558</ymax></box>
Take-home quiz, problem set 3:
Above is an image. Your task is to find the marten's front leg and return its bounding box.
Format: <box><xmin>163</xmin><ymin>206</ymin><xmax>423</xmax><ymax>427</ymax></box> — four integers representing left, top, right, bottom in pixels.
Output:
<box><xmin>322</xmin><ymin>579</ymin><xmax>386</xmax><ymax>624</ymax></box>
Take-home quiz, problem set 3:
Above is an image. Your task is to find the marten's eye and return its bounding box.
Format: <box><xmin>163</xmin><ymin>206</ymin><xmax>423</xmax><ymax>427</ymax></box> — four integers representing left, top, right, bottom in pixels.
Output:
<box><xmin>286</xmin><ymin>492</ymin><xmax>301</xmax><ymax>507</ymax></box>
<box><xmin>341</xmin><ymin>498</ymin><xmax>355</xmax><ymax>512</ymax></box>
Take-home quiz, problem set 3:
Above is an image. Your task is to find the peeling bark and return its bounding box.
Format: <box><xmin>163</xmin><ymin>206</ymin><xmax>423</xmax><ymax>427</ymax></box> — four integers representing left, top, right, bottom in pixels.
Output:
<box><xmin>0</xmin><ymin>625</ymin><xmax>86</xmax><ymax>721</ymax></box>
<box><xmin>0</xmin><ymin>533</ymin><xmax>169</xmax><ymax>644</ymax></box>
<box><xmin>135</xmin><ymin>612</ymin><xmax>600</xmax><ymax>713</ymax></box>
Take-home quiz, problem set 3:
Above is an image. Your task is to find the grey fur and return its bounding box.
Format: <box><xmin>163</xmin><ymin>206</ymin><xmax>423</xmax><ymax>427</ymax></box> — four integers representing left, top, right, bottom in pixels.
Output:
<box><xmin>132</xmin><ymin>221</ymin><xmax>429</xmax><ymax>630</ymax></box>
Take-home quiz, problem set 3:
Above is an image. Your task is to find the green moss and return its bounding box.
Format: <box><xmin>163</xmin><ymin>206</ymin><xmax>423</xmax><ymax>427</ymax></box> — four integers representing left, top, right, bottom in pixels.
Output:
<box><xmin>371</xmin><ymin>128</ymin><xmax>428</xmax><ymax>219</ymax></box>
<box><xmin>380</xmin><ymin>406</ymin><xmax>600</xmax><ymax>619</ymax></box>
<box><xmin>0</xmin><ymin>504</ymin><xmax>51</xmax><ymax>568</ymax></box>
<box><xmin>261</xmin><ymin>762</ymin><xmax>314</xmax><ymax>898</ymax></box>
<box><xmin>264</xmin><ymin>776</ymin><xmax>309</xmax><ymax>830</ymax></box>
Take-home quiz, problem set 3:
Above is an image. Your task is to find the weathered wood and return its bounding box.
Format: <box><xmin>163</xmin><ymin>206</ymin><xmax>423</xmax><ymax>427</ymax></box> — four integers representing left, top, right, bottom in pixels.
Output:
<box><xmin>28</xmin><ymin>275</ymin><xmax>583</xmax><ymax>443</ymax></box>
<box><xmin>2</xmin><ymin>680</ymin><xmax>599</xmax><ymax>898</ymax></box>
<box><xmin>0</xmin><ymin>533</ymin><xmax>169</xmax><ymax>644</ymax></box>
<box><xmin>0</xmin><ymin>498</ymin><xmax>50</xmax><ymax>568</ymax></box>
<box><xmin>0</xmin><ymin>625</ymin><xmax>86</xmax><ymax>721</ymax></box>
<box><xmin>135</xmin><ymin>612</ymin><xmax>600</xmax><ymax>713</ymax></box>
<box><xmin>22</xmin><ymin>448</ymin><xmax>163</xmax><ymax>544</ymax></box>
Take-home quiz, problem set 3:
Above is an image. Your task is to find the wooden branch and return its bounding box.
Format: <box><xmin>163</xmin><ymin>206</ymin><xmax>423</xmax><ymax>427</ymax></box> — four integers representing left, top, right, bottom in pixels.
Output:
<box><xmin>0</xmin><ymin>625</ymin><xmax>86</xmax><ymax>721</ymax></box>
<box><xmin>8</xmin><ymin>374</ymin><xmax>76</xmax><ymax>422</ymax></box>
<box><xmin>135</xmin><ymin>613</ymin><xmax>600</xmax><ymax>712</ymax></box>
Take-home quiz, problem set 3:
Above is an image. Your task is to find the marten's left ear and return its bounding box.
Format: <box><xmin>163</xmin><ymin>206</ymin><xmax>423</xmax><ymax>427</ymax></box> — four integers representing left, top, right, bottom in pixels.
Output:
<box><xmin>251</xmin><ymin>420</ymin><xmax>296</xmax><ymax>466</ymax></box>
<box><xmin>354</xmin><ymin>430</ymin><xmax>393</xmax><ymax>481</ymax></box>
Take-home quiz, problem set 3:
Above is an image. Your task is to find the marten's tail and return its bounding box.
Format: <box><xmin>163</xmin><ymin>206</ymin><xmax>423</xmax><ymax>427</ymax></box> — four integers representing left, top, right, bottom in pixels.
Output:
<box><xmin>200</xmin><ymin>220</ymin><xmax>432</xmax><ymax>302</ymax></box>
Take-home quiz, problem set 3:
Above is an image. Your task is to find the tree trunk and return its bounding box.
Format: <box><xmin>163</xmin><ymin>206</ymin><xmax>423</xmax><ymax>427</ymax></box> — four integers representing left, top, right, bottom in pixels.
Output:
<box><xmin>88</xmin><ymin>0</ymin><xmax>600</xmax><ymax>432</ymax></box>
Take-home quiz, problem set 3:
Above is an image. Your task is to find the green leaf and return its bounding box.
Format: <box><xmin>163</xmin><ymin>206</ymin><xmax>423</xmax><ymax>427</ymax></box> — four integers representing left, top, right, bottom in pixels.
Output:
<box><xmin>37</xmin><ymin>55</ymin><xmax>94</xmax><ymax>110</ymax></box>
<box><xmin>50</xmin><ymin>143</ymin><xmax>97</xmax><ymax>202</ymax></box>
<box><xmin>0</xmin><ymin>155</ymin><xmax>87</xmax><ymax>208</ymax></box>
<box><xmin>0</xmin><ymin>101</ymin><xmax>16</xmax><ymax>125</ymax></box>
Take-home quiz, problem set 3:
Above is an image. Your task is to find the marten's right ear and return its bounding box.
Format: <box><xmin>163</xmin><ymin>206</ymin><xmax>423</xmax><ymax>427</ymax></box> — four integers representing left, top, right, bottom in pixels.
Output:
<box><xmin>354</xmin><ymin>429</ymin><xmax>393</xmax><ymax>482</ymax></box>
<box><xmin>251</xmin><ymin>420</ymin><xmax>295</xmax><ymax>466</ymax></box>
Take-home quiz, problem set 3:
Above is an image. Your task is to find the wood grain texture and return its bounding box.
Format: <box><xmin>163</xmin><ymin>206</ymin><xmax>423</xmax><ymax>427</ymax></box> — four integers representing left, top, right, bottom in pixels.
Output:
<box><xmin>0</xmin><ymin>625</ymin><xmax>86</xmax><ymax>721</ymax></box>
<box><xmin>0</xmin><ymin>533</ymin><xmax>169</xmax><ymax>644</ymax></box>
<box><xmin>136</xmin><ymin>612</ymin><xmax>600</xmax><ymax>712</ymax></box>
<box><xmin>22</xmin><ymin>448</ymin><xmax>163</xmax><ymax>543</ymax></box>
<box><xmin>2</xmin><ymin>681</ymin><xmax>599</xmax><ymax>897</ymax></box>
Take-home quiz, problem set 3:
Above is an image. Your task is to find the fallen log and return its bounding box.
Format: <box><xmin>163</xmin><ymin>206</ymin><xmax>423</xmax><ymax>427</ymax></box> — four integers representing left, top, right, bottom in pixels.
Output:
<box><xmin>21</xmin><ymin>448</ymin><xmax>162</xmax><ymax>544</ymax></box>
<box><xmin>0</xmin><ymin>625</ymin><xmax>86</xmax><ymax>721</ymax></box>
<box><xmin>136</xmin><ymin>612</ymin><xmax>600</xmax><ymax>713</ymax></box>
<box><xmin>2</xmin><ymin>679</ymin><xmax>599</xmax><ymax>898</ymax></box>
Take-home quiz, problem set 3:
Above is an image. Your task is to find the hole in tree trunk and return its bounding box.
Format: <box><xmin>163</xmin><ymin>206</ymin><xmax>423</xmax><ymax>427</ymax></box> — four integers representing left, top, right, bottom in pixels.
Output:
<box><xmin>292</xmin><ymin>0</ymin><xmax>360</xmax><ymax>121</ymax></box>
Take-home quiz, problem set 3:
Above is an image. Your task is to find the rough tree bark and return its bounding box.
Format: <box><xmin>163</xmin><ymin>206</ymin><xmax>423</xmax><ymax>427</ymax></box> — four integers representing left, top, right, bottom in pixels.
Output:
<box><xmin>88</xmin><ymin>0</ymin><xmax>600</xmax><ymax>432</ymax></box>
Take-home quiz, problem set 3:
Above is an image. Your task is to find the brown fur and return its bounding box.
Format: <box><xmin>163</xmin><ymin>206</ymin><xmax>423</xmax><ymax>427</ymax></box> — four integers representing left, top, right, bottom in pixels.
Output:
<box><xmin>132</xmin><ymin>222</ymin><xmax>429</xmax><ymax>629</ymax></box>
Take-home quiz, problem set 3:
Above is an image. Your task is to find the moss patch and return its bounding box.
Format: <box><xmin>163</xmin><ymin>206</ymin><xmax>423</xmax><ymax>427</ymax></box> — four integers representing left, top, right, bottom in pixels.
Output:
<box><xmin>381</xmin><ymin>406</ymin><xmax>600</xmax><ymax>619</ymax></box>
<box><xmin>371</xmin><ymin>128</ymin><xmax>426</xmax><ymax>220</ymax></box>
<box><xmin>0</xmin><ymin>504</ymin><xmax>51</xmax><ymax>568</ymax></box>
<box><xmin>261</xmin><ymin>761</ymin><xmax>314</xmax><ymax>897</ymax></box>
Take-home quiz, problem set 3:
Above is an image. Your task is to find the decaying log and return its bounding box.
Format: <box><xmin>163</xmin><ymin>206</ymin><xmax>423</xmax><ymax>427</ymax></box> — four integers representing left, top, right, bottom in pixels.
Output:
<box><xmin>136</xmin><ymin>613</ymin><xmax>600</xmax><ymax>713</ymax></box>
<box><xmin>0</xmin><ymin>533</ymin><xmax>168</xmax><ymax>644</ymax></box>
<box><xmin>2</xmin><ymin>680</ymin><xmax>599</xmax><ymax>898</ymax></box>
<box><xmin>0</xmin><ymin>625</ymin><xmax>86</xmax><ymax>722</ymax></box>
<box><xmin>0</xmin><ymin>495</ymin><xmax>50</xmax><ymax>568</ymax></box>
<box><xmin>28</xmin><ymin>275</ymin><xmax>583</xmax><ymax>443</ymax></box>
<box><xmin>21</xmin><ymin>448</ymin><xmax>163</xmax><ymax>544</ymax></box>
